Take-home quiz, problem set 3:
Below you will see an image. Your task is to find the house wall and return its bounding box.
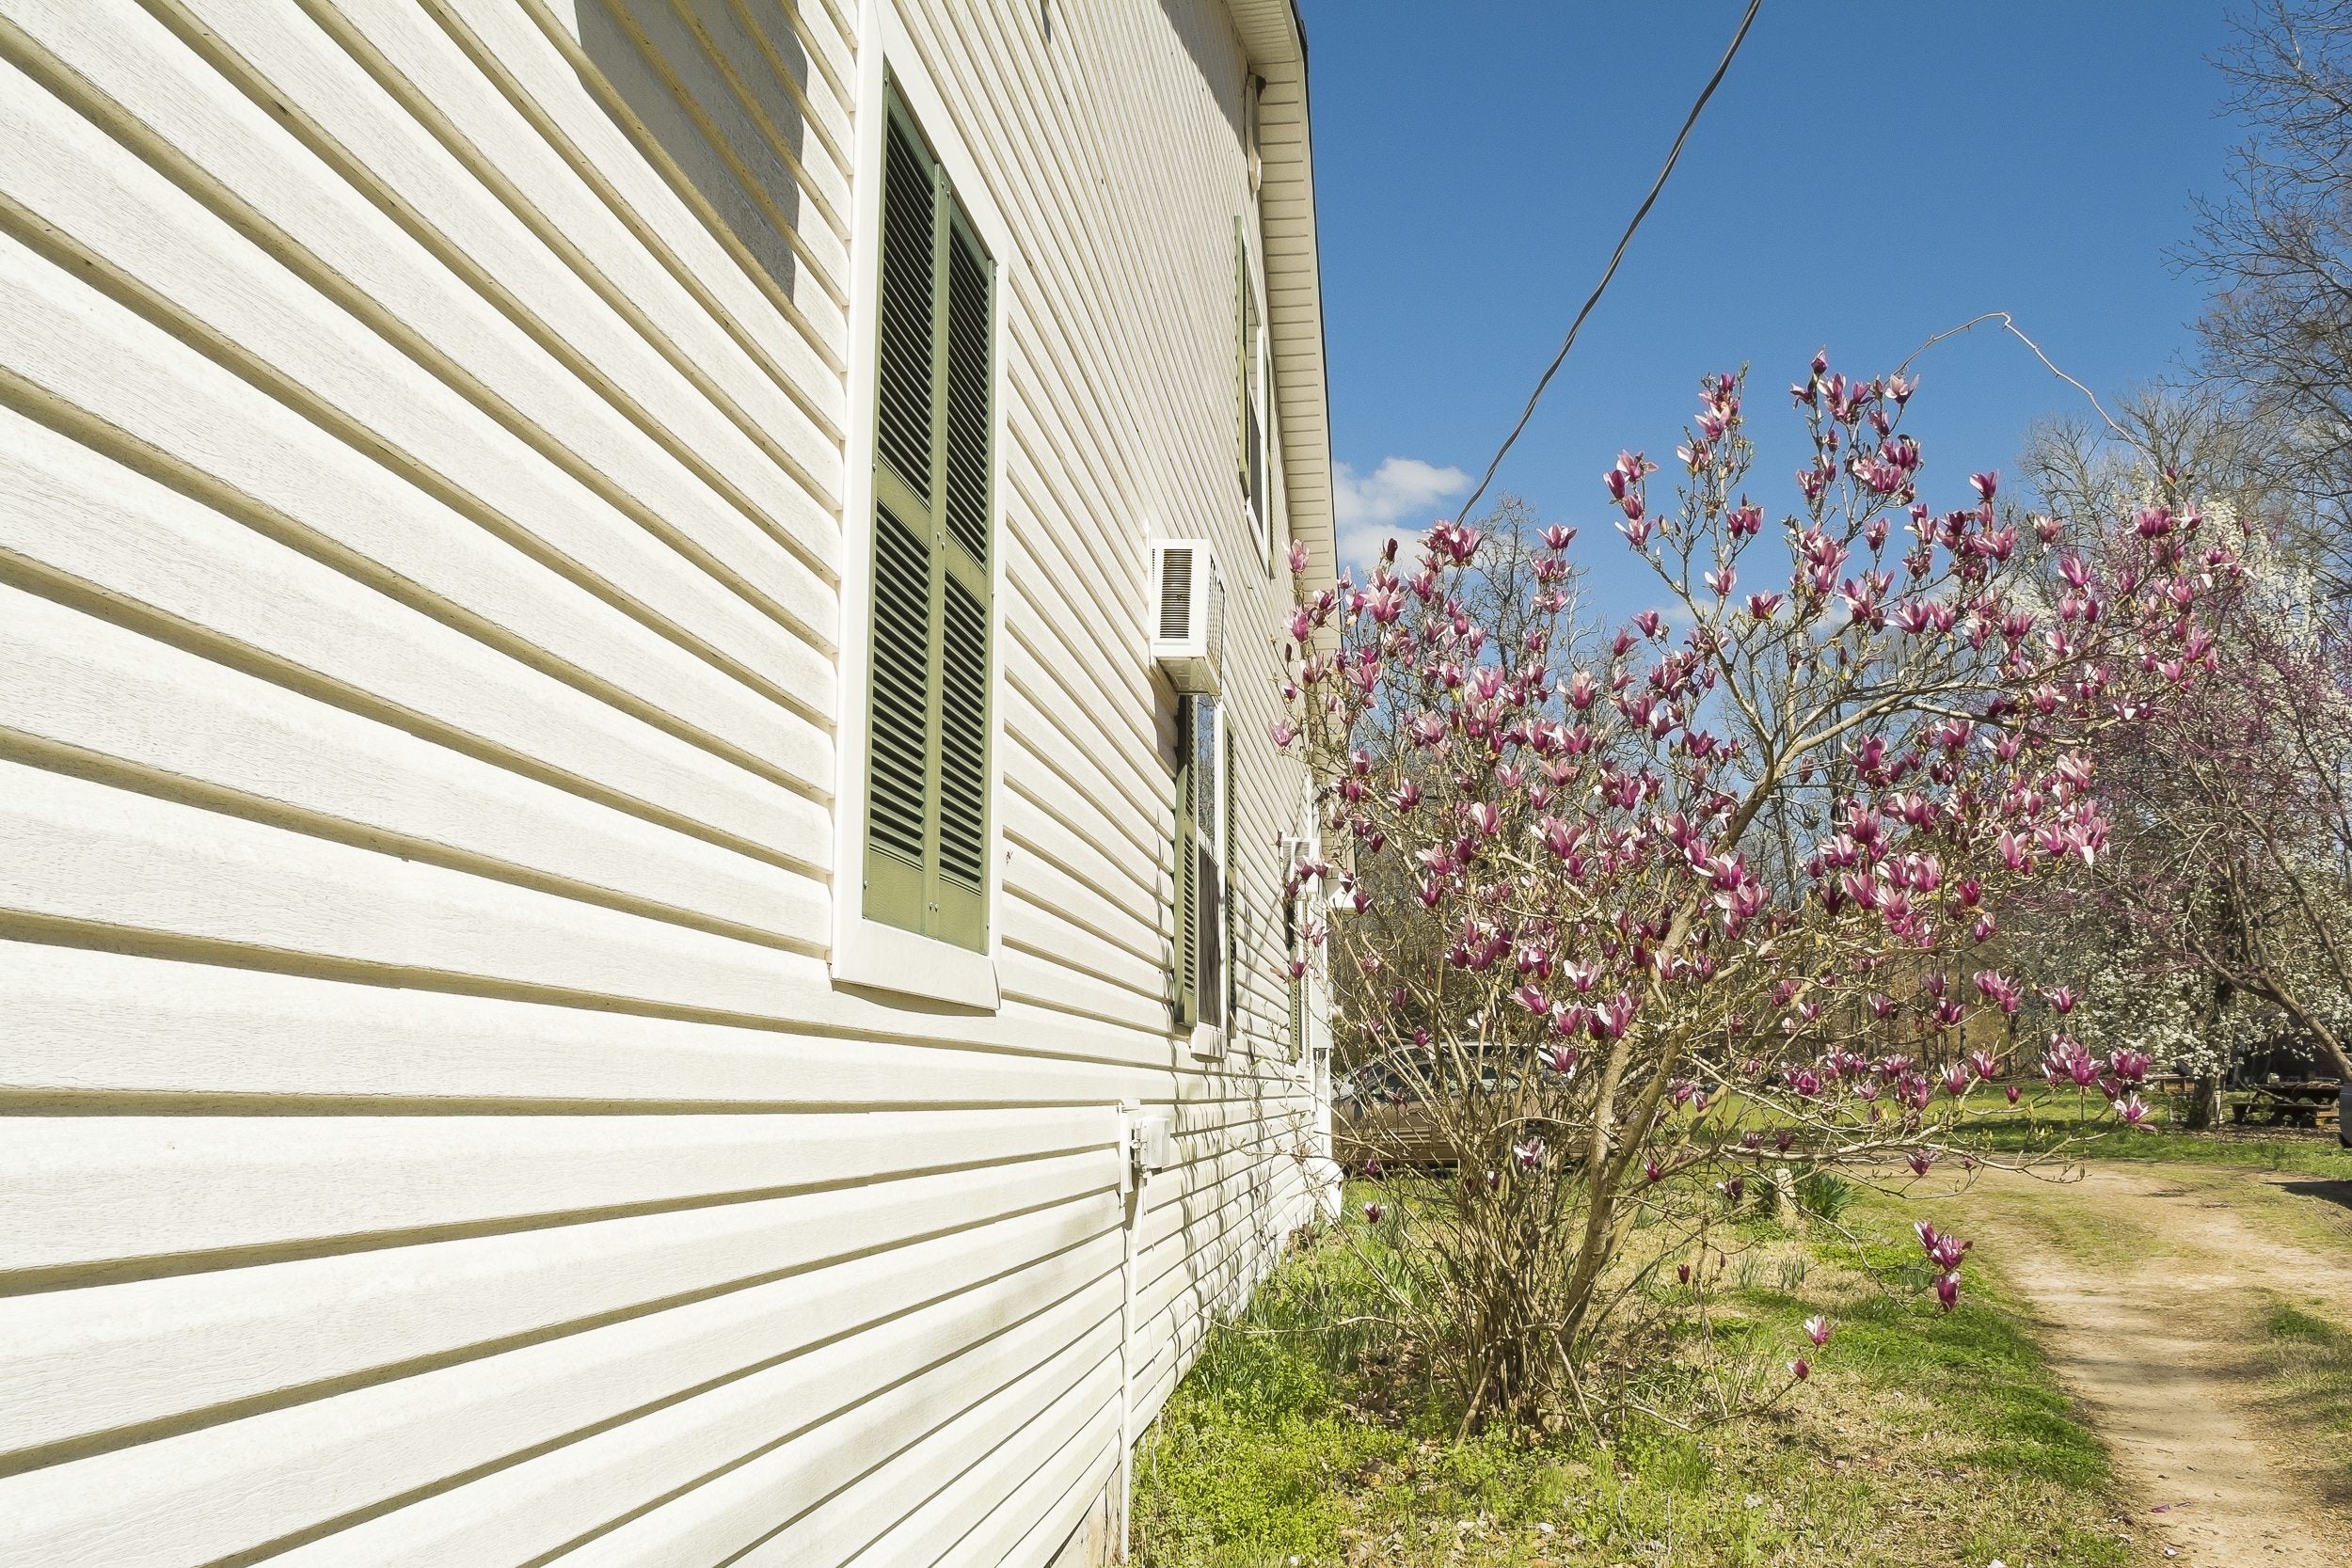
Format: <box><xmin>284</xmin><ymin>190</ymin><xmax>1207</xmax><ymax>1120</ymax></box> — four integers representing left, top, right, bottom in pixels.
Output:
<box><xmin>0</xmin><ymin>1</ymin><xmax>1328</xmax><ymax>1563</ymax></box>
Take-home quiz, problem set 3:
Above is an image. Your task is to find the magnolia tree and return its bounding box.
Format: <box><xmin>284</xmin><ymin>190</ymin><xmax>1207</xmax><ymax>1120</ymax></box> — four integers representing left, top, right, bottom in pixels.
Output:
<box><xmin>2014</xmin><ymin>402</ymin><xmax>2352</xmax><ymax>1093</ymax></box>
<box><xmin>1270</xmin><ymin>358</ymin><xmax>2233</xmax><ymax>1430</ymax></box>
<box><xmin>2082</xmin><ymin>527</ymin><xmax>2352</xmax><ymax>1081</ymax></box>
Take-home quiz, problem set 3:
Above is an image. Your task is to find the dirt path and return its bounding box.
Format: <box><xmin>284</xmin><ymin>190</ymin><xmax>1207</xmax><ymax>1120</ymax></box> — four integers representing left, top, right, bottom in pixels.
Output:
<box><xmin>1955</xmin><ymin>1164</ymin><xmax>2352</xmax><ymax>1567</ymax></box>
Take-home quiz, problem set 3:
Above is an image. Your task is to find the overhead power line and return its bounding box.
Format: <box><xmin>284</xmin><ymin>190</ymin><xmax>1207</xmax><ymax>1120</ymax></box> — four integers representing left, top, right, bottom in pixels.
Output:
<box><xmin>1450</xmin><ymin>0</ymin><xmax>1766</xmax><ymax>528</ymax></box>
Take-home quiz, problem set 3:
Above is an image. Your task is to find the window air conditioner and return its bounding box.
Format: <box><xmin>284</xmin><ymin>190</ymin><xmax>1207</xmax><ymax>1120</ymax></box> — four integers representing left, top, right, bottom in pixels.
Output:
<box><xmin>1150</xmin><ymin>539</ymin><xmax>1225</xmax><ymax>694</ymax></box>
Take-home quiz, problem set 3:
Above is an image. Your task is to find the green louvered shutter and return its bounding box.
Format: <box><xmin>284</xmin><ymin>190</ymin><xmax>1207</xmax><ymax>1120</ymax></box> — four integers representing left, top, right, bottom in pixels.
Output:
<box><xmin>1194</xmin><ymin>698</ymin><xmax>1224</xmax><ymax>1033</ymax></box>
<box><xmin>865</xmin><ymin>90</ymin><xmax>993</xmax><ymax>952</ymax></box>
<box><xmin>1172</xmin><ymin>701</ymin><xmax>1197</xmax><ymax>1027</ymax></box>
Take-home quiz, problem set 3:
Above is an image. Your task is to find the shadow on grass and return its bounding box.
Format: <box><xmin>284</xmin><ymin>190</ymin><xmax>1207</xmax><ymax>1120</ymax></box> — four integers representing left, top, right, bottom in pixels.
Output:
<box><xmin>2280</xmin><ymin>1178</ymin><xmax>2352</xmax><ymax>1214</ymax></box>
<box><xmin>2252</xmin><ymin>1300</ymin><xmax>2352</xmax><ymax>1513</ymax></box>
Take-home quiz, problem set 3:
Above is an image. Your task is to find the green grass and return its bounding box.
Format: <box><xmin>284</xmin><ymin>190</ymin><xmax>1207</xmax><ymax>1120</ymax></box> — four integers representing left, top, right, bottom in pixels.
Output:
<box><xmin>2254</xmin><ymin>1300</ymin><xmax>2352</xmax><ymax>1487</ymax></box>
<box><xmin>1950</xmin><ymin>1088</ymin><xmax>2352</xmax><ymax>1179</ymax></box>
<box><xmin>1690</xmin><ymin>1084</ymin><xmax>2351</xmax><ymax>1178</ymax></box>
<box><xmin>1133</xmin><ymin>1191</ymin><xmax>2139</xmax><ymax>1567</ymax></box>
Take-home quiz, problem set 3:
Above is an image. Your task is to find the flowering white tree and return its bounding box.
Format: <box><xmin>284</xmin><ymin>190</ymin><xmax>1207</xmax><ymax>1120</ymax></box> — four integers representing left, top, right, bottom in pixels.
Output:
<box><xmin>1273</xmin><ymin>358</ymin><xmax>2232</xmax><ymax>1428</ymax></box>
<box><xmin>2017</xmin><ymin>395</ymin><xmax>2352</xmax><ymax>1092</ymax></box>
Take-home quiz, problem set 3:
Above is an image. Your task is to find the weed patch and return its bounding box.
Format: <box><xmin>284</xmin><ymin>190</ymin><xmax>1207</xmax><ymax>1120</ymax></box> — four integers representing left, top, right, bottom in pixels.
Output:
<box><xmin>1133</xmin><ymin>1192</ymin><xmax>2137</xmax><ymax>1567</ymax></box>
<box><xmin>2254</xmin><ymin>1298</ymin><xmax>2352</xmax><ymax>1485</ymax></box>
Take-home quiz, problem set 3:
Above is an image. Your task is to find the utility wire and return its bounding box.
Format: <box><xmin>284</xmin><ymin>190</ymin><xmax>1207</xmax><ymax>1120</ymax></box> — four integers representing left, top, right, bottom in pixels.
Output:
<box><xmin>1898</xmin><ymin>310</ymin><xmax>2130</xmax><ymax>439</ymax></box>
<box><xmin>1450</xmin><ymin>0</ymin><xmax>1766</xmax><ymax>528</ymax></box>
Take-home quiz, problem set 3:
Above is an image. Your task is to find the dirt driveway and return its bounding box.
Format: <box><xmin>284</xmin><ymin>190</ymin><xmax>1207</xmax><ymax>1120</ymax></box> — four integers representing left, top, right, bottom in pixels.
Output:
<box><xmin>1950</xmin><ymin>1161</ymin><xmax>2352</xmax><ymax>1567</ymax></box>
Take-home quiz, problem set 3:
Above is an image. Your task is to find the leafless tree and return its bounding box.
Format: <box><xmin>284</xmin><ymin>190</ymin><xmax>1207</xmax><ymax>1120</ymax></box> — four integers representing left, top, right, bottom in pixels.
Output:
<box><xmin>2183</xmin><ymin>0</ymin><xmax>2352</xmax><ymax>599</ymax></box>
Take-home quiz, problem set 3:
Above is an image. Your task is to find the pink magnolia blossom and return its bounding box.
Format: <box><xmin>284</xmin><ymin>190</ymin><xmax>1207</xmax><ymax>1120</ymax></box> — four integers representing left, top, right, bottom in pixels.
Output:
<box><xmin>1916</xmin><ymin>1222</ymin><xmax>1970</xmax><ymax>1272</ymax></box>
<box><xmin>1277</xmin><ymin>353</ymin><xmax>2223</xmax><ymax>1417</ymax></box>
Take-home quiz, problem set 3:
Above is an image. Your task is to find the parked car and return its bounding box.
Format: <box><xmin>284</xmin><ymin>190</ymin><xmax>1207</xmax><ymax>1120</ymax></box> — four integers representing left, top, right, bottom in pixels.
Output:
<box><xmin>1333</xmin><ymin>1056</ymin><xmax>1568</xmax><ymax>1169</ymax></box>
<box><xmin>1333</xmin><ymin>1059</ymin><xmax>1457</xmax><ymax>1167</ymax></box>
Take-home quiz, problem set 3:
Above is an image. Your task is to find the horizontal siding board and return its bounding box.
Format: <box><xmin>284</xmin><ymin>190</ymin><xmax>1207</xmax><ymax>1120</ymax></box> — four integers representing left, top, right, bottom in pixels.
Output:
<box><xmin>0</xmin><ymin>0</ymin><xmax>1338</xmax><ymax>1558</ymax></box>
<box><xmin>298</xmin><ymin>1272</ymin><xmax>1120</xmax><ymax>1568</ymax></box>
<box><xmin>1000</xmin><ymin>816</ymin><xmax>1159</xmax><ymax>974</ymax></box>
<box><xmin>847</xmin><ymin>1353</ymin><xmax>1122</xmax><ymax>1567</ymax></box>
<box><xmin>998</xmin><ymin>639</ymin><xmax>1163</xmax><ymax>866</ymax></box>
<box><xmin>998</xmin><ymin>726</ymin><xmax>1160</xmax><ymax>917</ymax></box>
<box><xmin>0</xmin><ymin>586</ymin><xmax>823</xmax><ymax>954</ymax></box>
<box><xmin>0</xmin><ymin>944</ymin><xmax>1147</xmax><ymax>1106</ymax></box>
<box><xmin>0</xmin><ymin>1210</ymin><xmax>1120</xmax><ymax>1568</ymax></box>
<box><xmin>0</xmin><ymin>1152</ymin><xmax>1105</xmax><ymax>1465</ymax></box>
<box><xmin>0</xmin><ymin>752</ymin><xmax>1211</xmax><ymax>1073</ymax></box>
<box><xmin>0</xmin><ymin>1101</ymin><xmax>1105</xmax><ymax>1276</ymax></box>
<box><xmin>296</xmin><ymin>0</ymin><xmax>846</xmax><ymax>446</ymax></box>
<box><xmin>607</xmin><ymin>0</ymin><xmax>851</xmax><ymax>247</ymax></box>
<box><xmin>0</xmin><ymin>757</ymin><xmax>845</xmax><ymax>1025</ymax></box>
<box><xmin>580</xmin><ymin>0</ymin><xmax>850</xmax><ymax>306</ymax></box>
<box><xmin>546</xmin><ymin>1277</ymin><xmax>1120</xmax><ymax>1568</ymax></box>
<box><xmin>716</xmin><ymin>0</ymin><xmax>856</xmax><ymax>176</ymax></box>
<box><xmin>996</xmin><ymin>922</ymin><xmax>1169</xmax><ymax>1035</ymax></box>
<box><xmin>0</xmin><ymin>235</ymin><xmax>835</xmax><ymax>800</ymax></box>
<box><xmin>955</xmin><ymin>1411</ymin><xmax>1125</xmax><ymax>1568</ymax></box>
<box><xmin>434</xmin><ymin>0</ymin><xmax>848</xmax><ymax>374</ymax></box>
<box><xmin>159</xmin><ymin>0</ymin><xmax>849</xmax><ymax>532</ymax></box>
<box><xmin>5</xmin><ymin>0</ymin><xmax>846</xmax><ymax>599</ymax></box>
<box><xmin>0</xmin><ymin>407</ymin><xmax>830</xmax><ymax>870</ymax></box>
<box><xmin>742</xmin><ymin>1328</ymin><xmax>1121</xmax><ymax>1568</ymax></box>
<box><xmin>772</xmin><ymin>0</ymin><xmax>856</xmax><ymax>115</ymax></box>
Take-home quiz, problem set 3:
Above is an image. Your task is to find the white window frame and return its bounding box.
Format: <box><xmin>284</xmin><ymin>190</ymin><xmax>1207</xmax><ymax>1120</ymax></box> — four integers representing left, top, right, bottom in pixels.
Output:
<box><xmin>831</xmin><ymin>8</ymin><xmax>1011</xmax><ymax>1010</ymax></box>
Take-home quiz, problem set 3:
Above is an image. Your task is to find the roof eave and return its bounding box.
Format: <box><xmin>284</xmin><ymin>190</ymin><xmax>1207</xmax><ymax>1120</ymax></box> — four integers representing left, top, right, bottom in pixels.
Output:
<box><xmin>1225</xmin><ymin>0</ymin><xmax>1335</xmax><ymax>582</ymax></box>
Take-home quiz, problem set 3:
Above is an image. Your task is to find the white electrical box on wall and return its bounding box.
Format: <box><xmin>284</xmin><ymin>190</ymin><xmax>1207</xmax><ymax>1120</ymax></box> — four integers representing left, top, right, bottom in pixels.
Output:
<box><xmin>1118</xmin><ymin>1103</ymin><xmax>1176</xmax><ymax>1194</ymax></box>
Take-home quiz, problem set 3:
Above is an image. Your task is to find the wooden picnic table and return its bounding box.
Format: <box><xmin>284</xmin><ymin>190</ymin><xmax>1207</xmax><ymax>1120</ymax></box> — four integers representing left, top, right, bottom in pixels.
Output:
<box><xmin>2228</xmin><ymin>1078</ymin><xmax>2341</xmax><ymax>1129</ymax></box>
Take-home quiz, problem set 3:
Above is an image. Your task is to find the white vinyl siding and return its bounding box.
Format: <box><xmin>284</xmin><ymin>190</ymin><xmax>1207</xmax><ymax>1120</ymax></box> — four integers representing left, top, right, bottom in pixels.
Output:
<box><xmin>0</xmin><ymin>0</ymin><xmax>1324</xmax><ymax>1563</ymax></box>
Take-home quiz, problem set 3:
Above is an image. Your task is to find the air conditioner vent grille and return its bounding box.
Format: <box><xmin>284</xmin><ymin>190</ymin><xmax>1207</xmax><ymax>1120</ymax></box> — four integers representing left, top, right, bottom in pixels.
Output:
<box><xmin>1158</xmin><ymin>546</ymin><xmax>1194</xmax><ymax>641</ymax></box>
<box><xmin>1150</xmin><ymin>539</ymin><xmax>1223</xmax><ymax>694</ymax></box>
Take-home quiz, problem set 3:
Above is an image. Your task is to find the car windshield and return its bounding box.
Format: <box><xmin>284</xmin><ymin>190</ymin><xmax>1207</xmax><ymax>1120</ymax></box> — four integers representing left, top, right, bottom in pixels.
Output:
<box><xmin>1340</xmin><ymin>1054</ymin><xmax>1518</xmax><ymax>1101</ymax></box>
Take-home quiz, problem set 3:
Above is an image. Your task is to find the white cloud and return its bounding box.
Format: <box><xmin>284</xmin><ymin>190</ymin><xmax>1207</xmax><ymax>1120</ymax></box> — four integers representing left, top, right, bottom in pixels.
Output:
<box><xmin>1333</xmin><ymin>455</ymin><xmax>1470</xmax><ymax>564</ymax></box>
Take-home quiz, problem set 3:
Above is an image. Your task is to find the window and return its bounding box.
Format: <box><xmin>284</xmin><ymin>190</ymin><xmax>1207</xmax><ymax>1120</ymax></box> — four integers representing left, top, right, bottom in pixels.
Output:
<box><xmin>1173</xmin><ymin>694</ymin><xmax>1236</xmax><ymax>1050</ymax></box>
<box><xmin>863</xmin><ymin>88</ymin><xmax>994</xmax><ymax>953</ymax></box>
<box><xmin>1236</xmin><ymin>220</ymin><xmax>1270</xmax><ymax>567</ymax></box>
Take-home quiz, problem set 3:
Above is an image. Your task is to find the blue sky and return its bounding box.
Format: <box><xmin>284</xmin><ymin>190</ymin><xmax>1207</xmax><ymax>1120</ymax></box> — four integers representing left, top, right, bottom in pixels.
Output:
<box><xmin>1300</xmin><ymin>0</ymin><xmax>2243</xmax><ymax>616</ymax></box>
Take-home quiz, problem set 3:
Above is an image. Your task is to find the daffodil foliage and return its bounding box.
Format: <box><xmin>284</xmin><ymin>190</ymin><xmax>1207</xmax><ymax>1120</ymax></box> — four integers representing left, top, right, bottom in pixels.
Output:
<box><xmin>1271</xmin><ymin>358</ymin><xmax>2233</xmax><ymax>1429</ymax></box>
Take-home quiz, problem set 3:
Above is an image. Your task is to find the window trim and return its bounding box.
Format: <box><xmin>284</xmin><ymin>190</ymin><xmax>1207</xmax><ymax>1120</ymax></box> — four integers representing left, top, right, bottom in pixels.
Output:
<box><xmin>833</xmin><ymin>14</ymin><xmax>1011</xmax><ymax>1010</ymax></box>
<box><xmin>1176</xmin><ymin>693</ymin><xmax>1234</xmax><ymax>1058</ymax></box>
<box><xmin>1237</xmin><ymin>222</ymin><xmax>1272</xmax><ymax>573</ymax></box>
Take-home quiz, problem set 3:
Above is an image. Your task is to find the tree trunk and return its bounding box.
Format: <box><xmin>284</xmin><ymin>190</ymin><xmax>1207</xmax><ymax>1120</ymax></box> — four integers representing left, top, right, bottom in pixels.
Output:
<box><xmin>2188</xmin><ymin>1074</ymin><xmax>2222</xmax><ymax>1131</ymax></box>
